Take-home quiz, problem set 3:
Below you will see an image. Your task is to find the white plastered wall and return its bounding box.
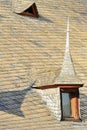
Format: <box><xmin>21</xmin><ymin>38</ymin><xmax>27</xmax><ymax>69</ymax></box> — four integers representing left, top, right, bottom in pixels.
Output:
<box><xmin>36</xmin><ymin>87</ymin><xmax>61</xmax><ymax>120</ymax></box>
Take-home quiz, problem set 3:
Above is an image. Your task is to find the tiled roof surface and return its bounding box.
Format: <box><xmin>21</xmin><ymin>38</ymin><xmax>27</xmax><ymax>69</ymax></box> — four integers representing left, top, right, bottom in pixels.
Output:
<box><xmin>12</xmin><ymin>0</ymin><xmax>34</xmax><ymax>13</ymax></box>
<box><xmin>0</xmin><ymin>0</ymin><xmax>87</xmax><ymax>129</ymax></box>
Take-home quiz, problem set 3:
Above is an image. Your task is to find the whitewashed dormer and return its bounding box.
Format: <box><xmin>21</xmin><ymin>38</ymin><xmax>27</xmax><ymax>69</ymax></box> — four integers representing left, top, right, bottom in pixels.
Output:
<box><xmin>34</xmin><ymin>18</ymin><xmax>83</xmax><ymax>121</ymax></box>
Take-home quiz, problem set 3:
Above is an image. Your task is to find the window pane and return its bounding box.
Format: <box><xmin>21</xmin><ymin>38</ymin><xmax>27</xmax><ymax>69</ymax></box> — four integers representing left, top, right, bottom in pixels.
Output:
<box><xmin>62</xmin><ymin>93</ymin><xmax>71</xmax><ymax>117</ymax></box>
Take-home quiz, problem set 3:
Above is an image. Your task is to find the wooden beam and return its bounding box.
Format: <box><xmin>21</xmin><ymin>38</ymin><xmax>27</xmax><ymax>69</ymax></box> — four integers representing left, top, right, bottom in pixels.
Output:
<box><xmin>34</xmin><ymin>84</ymin><xmax>83</xmax><ymax>90</ymax></box>
<box><xmin>73</xmin><ymin>96</ymin><xmax>79</xmax><ymax>119</ymax></box>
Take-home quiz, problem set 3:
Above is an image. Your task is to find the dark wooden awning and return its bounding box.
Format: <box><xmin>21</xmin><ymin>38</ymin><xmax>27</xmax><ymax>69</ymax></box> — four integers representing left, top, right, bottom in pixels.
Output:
<box><xmin>33</xmin><ymin>84</ymin><xmax>83</xmax><ymax>90</ymax></box>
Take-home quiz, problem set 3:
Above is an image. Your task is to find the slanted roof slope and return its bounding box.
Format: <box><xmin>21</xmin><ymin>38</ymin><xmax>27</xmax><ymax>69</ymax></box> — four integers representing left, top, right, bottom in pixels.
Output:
<box><xmin>0</xmin><ymin>0</ymin><xmax>87</xmax><ymax>129</ymax></box>
<box><xmin>12</xmin><ymin>0</ymin><xmax>34</xmax><ymax>13</ymax></box>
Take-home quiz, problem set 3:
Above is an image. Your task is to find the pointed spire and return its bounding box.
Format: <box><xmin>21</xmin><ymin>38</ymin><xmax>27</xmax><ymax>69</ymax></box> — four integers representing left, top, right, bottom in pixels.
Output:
<box><xmin>55</xmin><ymin>17</ymin><xmax>82</xmax><ymax>85</ymax></box>
<box><xmin>66</xmin><ymin>17</ymin><xmax>70</xmax><ymax>53</ymax></box>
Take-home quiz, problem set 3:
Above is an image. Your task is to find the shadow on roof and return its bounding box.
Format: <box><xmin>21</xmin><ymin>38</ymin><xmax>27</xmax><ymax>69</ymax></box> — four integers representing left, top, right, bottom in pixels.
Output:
<box><xmin>80</xmin><ymin>93</ymin><xmax>87</xmax><ymax>121</ymax></box>
<box><xmin>32</xmin><ymin>41</ymin><xmax>44</xmax><ymax>48</ymax></box>
<box><xmin>0</xmin><ymin>82</ymin><xmax>34</xmax><ymax>117</ymax></box>
<box><xmin>0</xmin><ymin>15</ymin><xmax>6</xmax><ymax>19</ymax></box>
<box><xmin>39</xmin><ymin>14</ymin><xmax>53</xmax><ymax>23</ymax></box>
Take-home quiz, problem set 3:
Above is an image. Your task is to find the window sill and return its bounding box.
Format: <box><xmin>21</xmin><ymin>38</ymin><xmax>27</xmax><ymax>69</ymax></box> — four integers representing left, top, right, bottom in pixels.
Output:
<box><xmin>61</xmin><ymin>117</ymin><xmax>82</xmax><ymax>122</ymax></box>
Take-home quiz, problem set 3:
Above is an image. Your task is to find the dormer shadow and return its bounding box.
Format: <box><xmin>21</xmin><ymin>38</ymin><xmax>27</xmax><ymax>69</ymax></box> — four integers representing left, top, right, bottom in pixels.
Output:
<box><xmin>0</xmin><ymin>82</ymin><xmax>35</xmax><ymax>117</ymax></box>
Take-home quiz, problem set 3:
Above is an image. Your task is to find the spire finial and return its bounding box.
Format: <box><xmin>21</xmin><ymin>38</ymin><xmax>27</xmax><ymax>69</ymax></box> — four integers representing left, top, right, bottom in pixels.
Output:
<box><xmin>66</xmin><ymin>17</ymin><xmax>70</xmax><ymax>53</ymax></box>
<box><xmin>54</xmin><ymin>17</ymin><xmax>82</xmax><ymax>85</ymax></box>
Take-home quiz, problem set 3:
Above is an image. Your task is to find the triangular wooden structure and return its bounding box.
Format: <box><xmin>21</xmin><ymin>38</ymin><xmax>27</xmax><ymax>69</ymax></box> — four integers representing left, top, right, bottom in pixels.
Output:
<box><xmin>19</xmin><ymin>3</ymin><xmax>39</xmax><ymax>18</ymax></box>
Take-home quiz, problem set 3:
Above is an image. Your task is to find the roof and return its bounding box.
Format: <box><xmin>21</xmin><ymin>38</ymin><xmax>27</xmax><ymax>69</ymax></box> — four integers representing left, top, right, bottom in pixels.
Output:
<box><xmin>12</xmin><ymin>0</ymin><xmax>35</xmax><ymax>13</ymax></box>
<box><xmin>0</xmin><ymin>0</ymin><xmax>87</xmax><ymax>89</ymax></box>
<box><xmin>0</xmin><ymin>0</ymin><xmax>87</xmax><ymax>129</ymax></box>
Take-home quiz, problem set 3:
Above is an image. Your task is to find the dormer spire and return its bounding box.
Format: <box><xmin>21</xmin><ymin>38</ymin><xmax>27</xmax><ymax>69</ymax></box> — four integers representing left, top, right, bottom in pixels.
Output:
<box><xmin>66</xmin><ymin>17</ymin><xmax>70</xmax><ymax>53</ymax></box>
<box><xmin>54</xmin><ymin>17</ymin><xmax>82</xmax><ymax>85</ymax></box>
<box><xmin>33</xmin><ymin>17</ymin><xmax>83</xmax><ymax>89</ymax></box>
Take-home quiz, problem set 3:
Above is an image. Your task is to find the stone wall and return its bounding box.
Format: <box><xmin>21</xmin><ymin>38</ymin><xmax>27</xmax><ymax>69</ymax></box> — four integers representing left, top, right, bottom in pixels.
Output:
<box><xmin>36</xmin><ymin>88</ymin><xmax>61</xmax><ymax>120</ymax></box>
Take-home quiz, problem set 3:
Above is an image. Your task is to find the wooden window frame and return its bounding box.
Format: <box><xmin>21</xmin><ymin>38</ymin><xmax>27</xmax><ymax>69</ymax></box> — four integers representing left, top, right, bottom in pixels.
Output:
<box><xmin>19</xmin><ymin>3</ymin><xmax>39</xmax><ymax>18</ymax></box>
<box><xmin>60</xmin><ymin>88</ymin><xmax>81</xmax><ymax>122</ymax></box>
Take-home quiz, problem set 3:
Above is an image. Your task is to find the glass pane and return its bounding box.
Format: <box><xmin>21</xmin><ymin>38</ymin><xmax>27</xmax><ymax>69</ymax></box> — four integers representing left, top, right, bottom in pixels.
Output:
<box><xmin>62</xmin><ymin>93</ymin><xmax>71</xmax><ymax>117</ymax></box>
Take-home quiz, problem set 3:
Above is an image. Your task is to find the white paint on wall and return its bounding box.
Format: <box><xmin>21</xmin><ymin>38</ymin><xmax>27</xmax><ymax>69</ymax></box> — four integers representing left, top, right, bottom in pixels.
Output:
<box><xmin>36</xmin><ymin>88</ymin><xmax>61</xmax><ymax>120</ymax></box>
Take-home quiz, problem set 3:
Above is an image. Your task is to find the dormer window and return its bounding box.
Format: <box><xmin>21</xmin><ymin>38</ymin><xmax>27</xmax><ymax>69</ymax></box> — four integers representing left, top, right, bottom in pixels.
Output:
<box><xmin>60</xmin><ymin>87</ymin><xmax>81</xmax><ymax>121</ymax></box>
<box><xmin>19</xmin><ymin>3</ymin><xmax>39</xmax><ymax>18</ymax></box>
<box><xmin>13</xmin><ymin>1</ymin><xmax>39</xmax><ymax>18</ymax></box>
<box><xmin>34</xmin><ymin>18</ymin><xmax>83</xmax><ymax>122</ymax></box>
